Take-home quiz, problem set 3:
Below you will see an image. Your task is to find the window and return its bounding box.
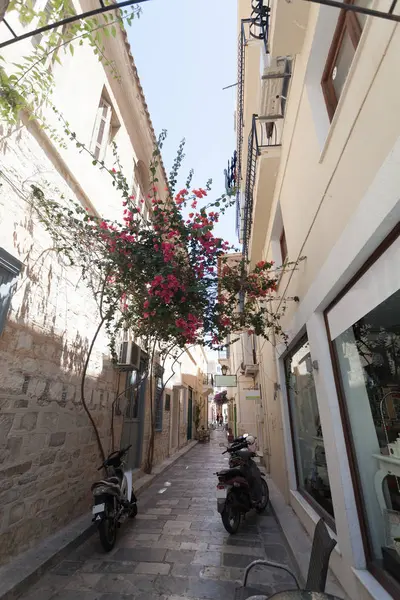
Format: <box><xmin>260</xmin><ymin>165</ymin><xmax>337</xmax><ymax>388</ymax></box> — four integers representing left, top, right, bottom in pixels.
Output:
<box><xmin>124</xmin><ymin>359</ymin><xmax>147</xmax><ymax>419</ymax></box>
<box><xmin>285</xmin><ymin>336</ymin><xmax>335</xmax><ymax>523</ymax></box>
<box><xmin>165</xmin><ymin>394</ymin><xmax>171</xmax><ymax>412</ymax></box>
<box><xmin>125</xmin><ymin>369</ymin><xmax>141</xmax><ymax>419</ymax></box>
<box><xmin>0</xmin><ymin>249</ymin><xmax>22</xmax><ymax>335</ymax></box>
<box><xmin>321</xmin><ymin>0</ymin><xmax>368</xmax><ymax>121</ymax></box>
<box><xmin>280</xmin><ymin>228</ymin><xmax>288</xmax><ymax>263</ymax></box>
<box><xmin>91</xmin><ymin>97</ymin><xmax>112</xmax><ymax>161</ymax></box>
<box><xmin>90</xmin><ymin>91</ymin><xmax>120</xmax><ymax>161</ymax></box>
<box><xmin>327</xmin><ymin>230</ymin><xmax>400</xmax><ymax>594</ymax></box>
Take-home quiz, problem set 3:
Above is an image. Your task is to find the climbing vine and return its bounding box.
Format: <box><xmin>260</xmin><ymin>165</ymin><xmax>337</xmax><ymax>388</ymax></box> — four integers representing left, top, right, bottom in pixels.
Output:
<box><xmin>24</xmin><ymin>123</ymin><xmax>303</xmax><ymax>471</ymax></box>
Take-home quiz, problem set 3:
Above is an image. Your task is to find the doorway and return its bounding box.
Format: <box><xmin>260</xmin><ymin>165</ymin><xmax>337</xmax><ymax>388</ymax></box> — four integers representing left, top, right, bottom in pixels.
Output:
<box><xmin>171</xmin><ymin>387</ymin><xmax>179</xmax><ymax>452</ymax></box>
<box><xmin>120</xmin><ymin>361</ymin><xmax>147</xmax><ymax>469</ymax></box>
<box><xmin>187</xmin><ymin>387</ymin><xmax>193</xmax><ymax>440</ymax></box>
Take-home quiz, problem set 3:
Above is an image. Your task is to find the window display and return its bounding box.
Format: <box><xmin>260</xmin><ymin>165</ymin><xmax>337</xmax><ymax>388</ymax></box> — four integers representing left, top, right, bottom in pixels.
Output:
<box><xmin>285</xmin><ymin>337</ymin><xmax>335</xmax><ymax>520</ymax></box>
<box><xmin>327</xmin><ymin>233</ymin><xmax>400</xmax><ymax>592</ymax></box>
<box><xmin>332</xmin><ymin>289</ymin><xmax>400</xmax><ymax>582</ymax></box>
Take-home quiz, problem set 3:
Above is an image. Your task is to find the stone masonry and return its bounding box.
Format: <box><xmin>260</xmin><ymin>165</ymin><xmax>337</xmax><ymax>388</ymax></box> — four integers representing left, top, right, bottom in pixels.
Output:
<box><xmin>0</xmin><ymin>128</ymin><xmax>123</xmax><ymax>564</ymax></box>
<box><xmin>19</xmin><ymin>429</ymin><xmax>299</xmax><ymax>600</ymax></box>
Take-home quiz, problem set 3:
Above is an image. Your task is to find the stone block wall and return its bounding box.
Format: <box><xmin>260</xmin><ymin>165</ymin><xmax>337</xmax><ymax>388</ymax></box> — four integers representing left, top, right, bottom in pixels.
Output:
<box><xmin>0</xmin><ymin>129</ymin><xmax>122</xmax><ymax>564</ymax></box>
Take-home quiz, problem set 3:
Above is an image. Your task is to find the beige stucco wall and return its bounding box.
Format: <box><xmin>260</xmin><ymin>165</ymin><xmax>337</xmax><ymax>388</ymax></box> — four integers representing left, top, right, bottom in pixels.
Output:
<box><xmin>262</xmin><ymin>6</ymin><xmax>400</xmax><ymax>327</ymax></box>
<box><xmin>243</xmin><ymin>3</ymin><xmax>400</xmax><ymax>599</ymax></box>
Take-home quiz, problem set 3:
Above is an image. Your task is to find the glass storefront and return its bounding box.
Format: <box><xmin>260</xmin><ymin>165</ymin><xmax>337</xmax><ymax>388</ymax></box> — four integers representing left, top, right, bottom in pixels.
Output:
<box><xmin>327</xmin><ymin>234</ymin><xmax>400</xmax><ymax>589</ymax></box>
<box><xmin>285</xmin><ymin>337</ymin><xmax>335</xmax><ymax>521</ymax></box>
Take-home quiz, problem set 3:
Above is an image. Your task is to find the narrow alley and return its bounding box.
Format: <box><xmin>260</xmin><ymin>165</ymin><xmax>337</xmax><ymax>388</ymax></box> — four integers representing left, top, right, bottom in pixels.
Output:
<box><xmin>21</xmin><ymin>430</ymin><xmax>297</xmax><ymax>600</ymax></box>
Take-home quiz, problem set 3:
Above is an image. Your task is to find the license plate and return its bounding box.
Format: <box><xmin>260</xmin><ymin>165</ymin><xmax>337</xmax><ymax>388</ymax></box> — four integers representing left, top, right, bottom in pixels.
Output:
<box><xmin>216</xmin><ymin>487</ymin><xmax>227</xmax><ymax>499</ymax></box>
<box><xmin>92</xmin><ymin>503</ymin><xmax>105</xmax><ymax>515</ymax></box>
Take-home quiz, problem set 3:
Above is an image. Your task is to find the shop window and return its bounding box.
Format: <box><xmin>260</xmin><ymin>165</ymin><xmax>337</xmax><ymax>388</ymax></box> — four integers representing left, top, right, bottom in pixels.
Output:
<box><xmin>321</xmin><ymin>0</ymin><xmax>369</xmax><ymax>121</ymax></box>
<box><xmin>285</xmin><ymin>336</ymin><xmax>335</xmax><ymax>523</ymax></box>
<box><xmin>0</xmin><ymin>248</ymin><xmax>22</xmax><ymax>335</ymax></box>
<box><xmin>327</xmin><ymin>231</ymin><xmax>400</xmax><ymax>592</ymax></box>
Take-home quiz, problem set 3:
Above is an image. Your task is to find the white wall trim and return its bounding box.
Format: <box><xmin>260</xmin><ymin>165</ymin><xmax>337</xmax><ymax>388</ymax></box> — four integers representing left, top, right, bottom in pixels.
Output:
<box><xmin>279</xmin><ymin>133</ymin><xmax>400</xmax><ymax>350</ymax></box>
<box><xmin>352</xmin><ymin>567</ymin><xmax>393</xmax><ymax>600</ymax></box>
<box><xmin>272</xmin><ymin>135</ymin><xmax>400</xmax><ymax>600</ymax></box>
<box><xmin>276</xmin><ymin>349</ymin><xmax>297</xmax><ymax>493</ymax></box>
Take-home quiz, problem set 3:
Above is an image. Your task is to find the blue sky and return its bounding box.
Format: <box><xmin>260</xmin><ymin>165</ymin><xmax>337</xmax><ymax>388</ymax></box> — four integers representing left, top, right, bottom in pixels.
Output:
<box><xmin>127</xmin><ymin>0</ymin><xmax>238</xmax><ymax>244</ymax></box>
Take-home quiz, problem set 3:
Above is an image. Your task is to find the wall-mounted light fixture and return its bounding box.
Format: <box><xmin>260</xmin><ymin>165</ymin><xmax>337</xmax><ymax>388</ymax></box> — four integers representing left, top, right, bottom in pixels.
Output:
<box><xmin>221</xmin><ymin>364</ymin><xmax>230</xmax><ymax>376</ymax></box>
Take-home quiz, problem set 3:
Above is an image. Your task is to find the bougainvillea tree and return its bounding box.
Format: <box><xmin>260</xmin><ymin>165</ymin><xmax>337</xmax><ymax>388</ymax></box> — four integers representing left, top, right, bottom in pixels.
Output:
<box><xmin>29</xmin><ymin>129</ymin><xmax>300</xmax><ymax>473</ymax></box>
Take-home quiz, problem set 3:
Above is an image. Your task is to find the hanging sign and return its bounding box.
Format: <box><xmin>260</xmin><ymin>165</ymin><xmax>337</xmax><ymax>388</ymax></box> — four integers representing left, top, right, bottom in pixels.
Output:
<box><xmin>214</xmin><ymin>375</ymin><xmax>237</xmax><ymax>387</ymax></box>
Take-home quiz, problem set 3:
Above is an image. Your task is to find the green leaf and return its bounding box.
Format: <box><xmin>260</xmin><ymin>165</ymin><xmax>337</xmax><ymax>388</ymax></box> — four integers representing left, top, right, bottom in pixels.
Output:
<box><xmin>69</xmin><ymin>44</ymin><xmax>74</xmax><ymax>56</ymax></box>
<box><xmin>111</xmin><ymin>25</ymin><xmax>116</xmax><ymax>37</ymax></box>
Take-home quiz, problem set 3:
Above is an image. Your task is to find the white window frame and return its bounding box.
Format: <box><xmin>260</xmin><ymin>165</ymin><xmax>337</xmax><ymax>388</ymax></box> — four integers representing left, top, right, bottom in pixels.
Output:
<box><xmin>91</xmin><ymin>97</ymin><xmax>112</xmax><ymax>161</ymax></box>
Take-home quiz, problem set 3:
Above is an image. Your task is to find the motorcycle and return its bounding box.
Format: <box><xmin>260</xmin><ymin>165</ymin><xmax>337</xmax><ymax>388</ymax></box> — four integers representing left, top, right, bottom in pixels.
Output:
<box><xmin>216</xmin><ymin>434</ymin><xmax>269</xmax><ymax>534</ymax></box>
<box><xmin>91</xmin><ymin>444</ymin><xmax>138</xmax><ymax>551</ymax></box>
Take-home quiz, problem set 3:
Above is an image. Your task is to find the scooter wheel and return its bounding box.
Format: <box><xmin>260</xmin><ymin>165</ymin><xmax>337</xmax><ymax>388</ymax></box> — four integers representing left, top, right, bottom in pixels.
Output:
<box><xmin>221</xmin><ymin>496</ymin><xmax>241</xmax><ymax>534</ymax></box>
<box><xmin>99</xmin><ymin>512</ymin><xmax>117</xmax><ymax>551</ymax></box>
<box><xmin>256</xmin><ymin>479</ymin><xmax>270</xmax><ymax>513</ymax></box>
<box><xmin>129</xmin><ymin>503</ymin><xmax>138</xmax><ymax>518</ymax></box>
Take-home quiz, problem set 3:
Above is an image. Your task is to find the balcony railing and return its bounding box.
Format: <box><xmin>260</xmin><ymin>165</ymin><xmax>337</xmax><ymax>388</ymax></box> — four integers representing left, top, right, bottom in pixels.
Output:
<box><xmin>235</xmin><ymin>1</ymin><xmax>271</xmax><ymax>237</ymax></box>
<box><xmin>240</xmin><ymin>58</ymin><xmax>292</xmax><ymax>259</ymax></box>
<box><xmin>249</xmin><ymin>0</ymin><xmax>271</xmax><ymax>54</ymax></box>
<box><xmin>224</xmin><ymin>150</ymin><xmax>237</xmax><ymax>195</ymax></box>
<box><xmin>242</xmin><ymin>112</ymin><xmax>283</xmax><ymax>259</ymax></box>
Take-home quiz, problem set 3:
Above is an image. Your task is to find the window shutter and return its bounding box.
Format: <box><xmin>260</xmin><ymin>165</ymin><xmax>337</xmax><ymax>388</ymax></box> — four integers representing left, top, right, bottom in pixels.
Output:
<box><xmin>92</xmin><ymin>98</ymin><xmax>112</xmax><ymax>160</ymax></box>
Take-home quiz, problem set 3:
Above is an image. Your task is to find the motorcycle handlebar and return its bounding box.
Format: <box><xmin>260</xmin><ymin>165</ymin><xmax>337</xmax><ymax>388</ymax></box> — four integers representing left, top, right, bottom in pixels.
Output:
<box><xmin>227</xmin><ymin>441</ymin><xmax>248</xmax><ymax>453</ymax></box>
<box><xmin>98</xmin><ymin>444</ymin><xmax>132</xmax><ymax>469</ymax></box>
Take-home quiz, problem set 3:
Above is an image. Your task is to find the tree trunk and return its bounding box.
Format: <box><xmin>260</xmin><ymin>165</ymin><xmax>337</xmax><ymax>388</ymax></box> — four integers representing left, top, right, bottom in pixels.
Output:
<box><xmin>81</xmin><ymin>316</ymin><xmax>107</xmax><ymax>463</ymax></box>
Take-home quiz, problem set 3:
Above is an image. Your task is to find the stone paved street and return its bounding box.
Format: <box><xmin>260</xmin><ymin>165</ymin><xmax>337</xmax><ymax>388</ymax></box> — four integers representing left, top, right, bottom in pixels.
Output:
<box><xmin>21</xmin><ymin>430</ymin><xmax>298</xmax><ymax>600</ymax></box>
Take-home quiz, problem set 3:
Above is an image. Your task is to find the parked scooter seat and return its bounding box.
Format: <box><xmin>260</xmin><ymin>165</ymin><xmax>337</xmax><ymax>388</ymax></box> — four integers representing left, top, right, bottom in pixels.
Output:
<box><xmin>91</xmin><ymin>478</ymin><xmax>120</xmax><ymax>491</ymax></box>
<box><xmin>106</xmin><ymin>477</ymin><xmax>120</xmax><ymax>485</ymax></box>
<box><xmin>218</xmin><ymin>467</ymin><xmax>243</xmax><ymax>478</ymax></box>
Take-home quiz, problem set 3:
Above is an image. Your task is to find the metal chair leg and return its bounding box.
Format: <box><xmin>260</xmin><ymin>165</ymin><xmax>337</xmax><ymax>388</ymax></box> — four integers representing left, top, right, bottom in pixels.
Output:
<box><xmin>243</xmin><ymin>559</ymin><xmax>300</xmax><ymax>589</ymax></box>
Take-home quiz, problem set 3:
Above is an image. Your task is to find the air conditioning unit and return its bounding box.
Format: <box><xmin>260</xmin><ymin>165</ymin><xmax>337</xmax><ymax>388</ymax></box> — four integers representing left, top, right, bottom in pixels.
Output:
<box><xmin>260</xmin><ymin>56</ymin><xmax>288</xmax><ymax>117</ymax></box>
<box><xmin>245</xmin><ymin>363</ymin><xmax>259</xmax><ymax>376</ymax></box>
<box><xmin>118</xmin><ymin>340</ymin><xmax>141</xmax><ymax>369</ymax></box>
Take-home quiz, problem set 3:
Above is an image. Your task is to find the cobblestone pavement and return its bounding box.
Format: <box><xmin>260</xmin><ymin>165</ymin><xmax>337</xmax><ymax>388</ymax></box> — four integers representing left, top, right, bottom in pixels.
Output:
<box><xmin>21</xmin><ymin>430</ymin><xmax>298</xmax><ymax>600</ymax></box>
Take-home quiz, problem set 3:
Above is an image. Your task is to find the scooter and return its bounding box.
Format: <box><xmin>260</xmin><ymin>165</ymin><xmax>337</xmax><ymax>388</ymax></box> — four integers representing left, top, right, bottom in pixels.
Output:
<box><xmin>91</xmin><ymin>444</ymin><xmax>137</xmax><ymax>551</ymax></box>
<box><xmin>216</xmin><ymin>435</ymin><xmax>269</xmax><ymax>534</ymax></box>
